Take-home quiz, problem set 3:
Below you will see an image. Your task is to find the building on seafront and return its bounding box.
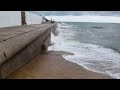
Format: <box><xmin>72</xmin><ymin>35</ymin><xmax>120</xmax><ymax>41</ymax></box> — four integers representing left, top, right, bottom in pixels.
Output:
<box><xmin>0</xmin><ymin>11</ymin><xmax>46</xmax><ymax>28</ymax></box>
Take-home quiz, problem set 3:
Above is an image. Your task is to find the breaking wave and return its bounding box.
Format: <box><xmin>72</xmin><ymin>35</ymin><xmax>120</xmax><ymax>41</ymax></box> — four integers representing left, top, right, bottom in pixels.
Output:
<box><xmin>49</xmin><ymin>22</ymin><xmax>120</xmax><ymax>79</ymax></box>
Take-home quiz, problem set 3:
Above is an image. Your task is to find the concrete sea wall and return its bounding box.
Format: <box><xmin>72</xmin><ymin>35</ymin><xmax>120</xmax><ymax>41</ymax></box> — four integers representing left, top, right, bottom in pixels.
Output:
<box><xmin>0</xmin><ymin>23</ymin><xmax>57</xmax><ymax>79</ymax></box>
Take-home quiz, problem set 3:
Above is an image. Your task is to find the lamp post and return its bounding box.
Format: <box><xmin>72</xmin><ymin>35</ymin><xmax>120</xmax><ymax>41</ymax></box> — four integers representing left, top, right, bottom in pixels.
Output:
<box><xmin>21</xmin><ymin>11</ymin><xmax>26</xmax><ymax>25</ymax></box>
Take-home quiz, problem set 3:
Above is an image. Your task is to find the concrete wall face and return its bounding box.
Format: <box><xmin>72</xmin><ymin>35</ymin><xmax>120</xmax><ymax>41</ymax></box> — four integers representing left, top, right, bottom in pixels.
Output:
<box><xmin>26</xmin><ymin>12</ymin><xmax>43</xmax><ymax>25</ymax></box>
<box><xmin>0</xmin><ymin>11</ymin><xmax>43</xmax><ymax>28</ymax></box>
<box><xmin>0</xmin><ymin>11</ymin><xmax>21</xmax><ymax>28</ymax></box>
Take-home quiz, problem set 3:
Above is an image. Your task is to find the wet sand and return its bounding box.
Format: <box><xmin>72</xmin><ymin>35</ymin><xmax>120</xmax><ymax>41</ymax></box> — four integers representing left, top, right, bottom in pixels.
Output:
<box><xmin>7</xmin><ymin>51</ymin><xmax>112</xmax><ymax>79</ymax></box>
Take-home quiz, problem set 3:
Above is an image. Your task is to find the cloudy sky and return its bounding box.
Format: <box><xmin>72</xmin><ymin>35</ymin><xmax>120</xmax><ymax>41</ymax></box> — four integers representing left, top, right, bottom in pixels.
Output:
<box><xmin>30</xmin><ymin>11</ymin><xmax>120</xmax><ymax>16</ymax></box>
<box><xmin>30</xmin><ymin>11</ymin><xmax>120</xmax><ymax>23</ymax></box>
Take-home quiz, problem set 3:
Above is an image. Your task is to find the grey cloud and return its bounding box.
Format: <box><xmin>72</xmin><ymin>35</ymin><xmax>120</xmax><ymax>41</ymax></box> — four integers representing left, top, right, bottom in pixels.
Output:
<box><xmin>29</xmin><ymin>11</ymin><xmax>120</xmax><ymax>16</ymax></box>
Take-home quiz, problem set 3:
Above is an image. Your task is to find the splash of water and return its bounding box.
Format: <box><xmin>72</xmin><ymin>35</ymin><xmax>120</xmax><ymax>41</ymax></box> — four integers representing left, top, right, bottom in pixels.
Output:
<box><xmin>49</xmin><ymin>23</ymin><xmax>120</xmax><ymax>79</ymax></box>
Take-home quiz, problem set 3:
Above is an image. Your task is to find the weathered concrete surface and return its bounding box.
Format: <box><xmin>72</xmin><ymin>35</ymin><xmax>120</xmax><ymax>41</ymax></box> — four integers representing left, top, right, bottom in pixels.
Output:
<box><xmin>7</xmin><ymin>51</ymin><xmax>112</xmax><ymax>79</ymax></box>
<box><xmin>0</xmin><ymin>23</ymin><xmax>52</xmax><ymax>42</ymax></box>
<box><xmin>0</xmin><ymin>22</ymin><xmax>57</xmax><ymax>79</ymax></box>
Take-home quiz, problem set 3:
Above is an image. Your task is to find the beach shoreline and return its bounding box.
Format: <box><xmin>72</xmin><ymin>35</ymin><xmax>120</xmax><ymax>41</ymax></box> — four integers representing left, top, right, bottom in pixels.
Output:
<box><xmin>7</xmin><ymin>50</ymin><xmax>113</xmax><ymax>79</ymax></box>
<box><xmin>46</xmin><ymin>51</ymin><xmax>113</xmax><ymax>79</ymax></box>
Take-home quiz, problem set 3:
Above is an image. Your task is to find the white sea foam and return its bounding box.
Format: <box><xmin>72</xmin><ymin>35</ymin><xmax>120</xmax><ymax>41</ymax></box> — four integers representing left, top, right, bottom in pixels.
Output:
<box><xmin>49</xmin><ymin>23</ymin><xmax>120</xmax><ymax>79</ymax></box>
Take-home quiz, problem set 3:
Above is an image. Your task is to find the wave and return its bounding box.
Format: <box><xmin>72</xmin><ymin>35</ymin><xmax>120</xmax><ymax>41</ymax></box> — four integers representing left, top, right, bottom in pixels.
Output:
<box><xmin>48</xmin><ymin>23</ymin><xmax>120</xmax><ymax>79</ymax></box>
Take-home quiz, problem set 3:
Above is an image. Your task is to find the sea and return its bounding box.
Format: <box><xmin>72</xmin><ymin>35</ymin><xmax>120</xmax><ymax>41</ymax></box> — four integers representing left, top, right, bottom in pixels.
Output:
<box><xmin>48</xmin><ymin>22</ymin><xmax>120</xmax><ymax>79</ymax></box>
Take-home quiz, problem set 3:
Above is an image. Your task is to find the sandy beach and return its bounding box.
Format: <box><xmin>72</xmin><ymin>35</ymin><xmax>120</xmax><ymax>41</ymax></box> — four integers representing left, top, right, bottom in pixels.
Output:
<box><xmin>7</xmin><ymin>51</ymin><xmax>112</xmax><ymax>79</ymax></box>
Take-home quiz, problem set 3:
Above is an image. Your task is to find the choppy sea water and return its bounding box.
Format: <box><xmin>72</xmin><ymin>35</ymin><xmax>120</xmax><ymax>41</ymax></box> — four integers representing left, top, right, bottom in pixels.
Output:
<box><xmin>48</xmin><ymin>22</ymin><xmax>120</xmax><ymax>79</ymax></box>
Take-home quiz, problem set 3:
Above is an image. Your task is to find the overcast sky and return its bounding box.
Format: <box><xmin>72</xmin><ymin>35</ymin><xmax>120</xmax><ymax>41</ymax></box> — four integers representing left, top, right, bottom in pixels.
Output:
<box><xmin>29</xmin><ymin>11</ymin><xmax>120</xmax><ymax>23</ymax></box>
<box><xmin>30</xmin><ymin>11</ymin><xmax>120</xmax><ymax>16</ymax></box>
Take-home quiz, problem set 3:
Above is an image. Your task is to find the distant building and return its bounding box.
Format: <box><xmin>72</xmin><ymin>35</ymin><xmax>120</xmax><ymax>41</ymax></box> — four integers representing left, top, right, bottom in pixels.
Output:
<box><xmin>0</xmin><ymin>11</ymin><xmax>44</xmax><ymax>28</ymax></box>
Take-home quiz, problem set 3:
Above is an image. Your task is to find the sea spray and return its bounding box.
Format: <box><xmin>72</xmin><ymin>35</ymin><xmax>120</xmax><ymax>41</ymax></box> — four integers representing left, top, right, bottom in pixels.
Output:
<box><xmin>49</xmin><ymin>22</ymin><xmax>120</xmax><ymax>79</ymax></box>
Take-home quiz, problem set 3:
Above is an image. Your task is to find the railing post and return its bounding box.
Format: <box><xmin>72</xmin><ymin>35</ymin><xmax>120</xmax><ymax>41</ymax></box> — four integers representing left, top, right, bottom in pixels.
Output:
<box><xmin>21</xmin><ymin>11</ymin><xmax>26</xmax><ymax>25</ymax></box>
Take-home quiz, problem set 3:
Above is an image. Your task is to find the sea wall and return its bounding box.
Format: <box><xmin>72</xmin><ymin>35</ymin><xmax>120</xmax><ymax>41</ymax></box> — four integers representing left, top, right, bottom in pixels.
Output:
<box><xmin>0</xmin><ymin>22</ymin><xmax>57</xmax><ymax>79</ymax></box>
